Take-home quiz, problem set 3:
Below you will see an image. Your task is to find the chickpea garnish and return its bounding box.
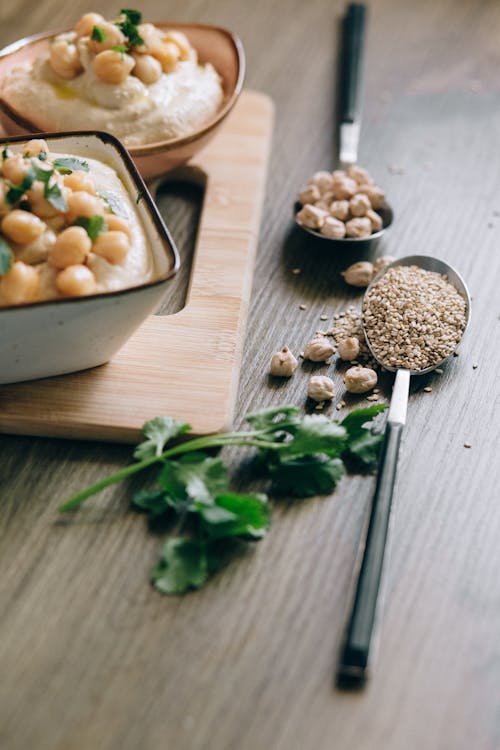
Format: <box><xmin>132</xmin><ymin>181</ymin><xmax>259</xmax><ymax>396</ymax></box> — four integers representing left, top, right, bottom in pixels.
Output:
<box><xmin>132</xmin><ymin>54</ymin><xmax>163</xmax><ymax>85</ymax></box>
<box><xmin>0</xmin><ymin>261</ymin><xmax>39</xmax><ymax>305</ymax></box>
<box><xmin>63</xmin><ymin>171</ymin><xmax>96</xmax><ymax>194</ymax></box>
<box><xmin>93</xmin><ymin>50</ymin><xmax>135</xmax><ymax>85</ymax></box>
<box><xmin>74</xmin><ymin>12</ymin><xmax>106</xmax><ymax>38</ymax></box>
<box><xmin>105</xmin><ymin>214</ymin><xmax>133</xmax><ymax>240</ymax></box>
<box><xmin>3</xmin><ymin>154</ymin><xmax>30</xmax><ymax>185</ymax></box>
<box><xmin>56</xmin><ymin>265</ymin><xmax>97</xmax><ymax>297</ymax></box>
<box><xmin>1</xmin><ymin>210</ymin><xmax>46</xmax><ymax>245</ymax></box>
<box><xmin>65</xmin><ymin>191</ymin><xmax>105</xmax><ymax>224</ymax></box>
<box><xmin>92</xmin><ymin>230</ymin><xmax>130</xmax><ymax>264</ymax></box>
<box><xmin>49</xmin><ymin>40</ymin><xmax>83</xmax><ymax>80</ymax></box>
<box><xmin>23</xmin><ymin>139</ymin><xmax>49</xmax><ymax>158</ymax></box>
<box><xmin>49</xmin><ymin>226</ymin><xmax>92</xmax><ymax>269</ymax></box>
<box><xmin>152</xmin><ymin>42</ymin><xmax>181</xmax><ymax>74</ymax></box>
<box><xmin>89</xmin><ymin>21</ymin><xmax>126</xmax><ymax>54</ymax></box>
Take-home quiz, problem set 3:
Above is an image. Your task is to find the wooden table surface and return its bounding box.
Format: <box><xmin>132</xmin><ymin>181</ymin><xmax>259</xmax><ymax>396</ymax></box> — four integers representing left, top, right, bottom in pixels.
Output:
<box><xmin>1</xmin><ymin>2</ymin><xmax>499</xmax><ymax>749</ymax></box>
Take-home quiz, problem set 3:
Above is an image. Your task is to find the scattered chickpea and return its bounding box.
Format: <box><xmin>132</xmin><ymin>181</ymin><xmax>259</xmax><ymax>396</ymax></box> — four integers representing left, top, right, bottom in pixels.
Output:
<box><xmin>94</xmin><ymin>50</ymin><xmax>135</xmax><ymax>85</ymax></box>
<box><xmin>2</xmin><ymin>210</ymin><xmax>46</xmax><ymax>245</ymax></box>
<box><xmin>49</xmin><ymin>40</ymin><xmax>83</xmax><ymax>80</ymax></box>
<box><xmin>344</xmin><ymin>365</ymin><xmax>378</xmax><ymax>394</ymax></box>
<box><xmin>92</xmin><ymin>230</ymin><xmax>130</xmax><ymax>264</ymax></box>
<box><xmin>372</xmin><ymin>255</ymin><xmax>396</xmax><ymax>275</ymax></box>
<box><xmin>303</xmin><ymin>336</ymin><xmax>335</xmax><ymax>363</ymax></box>
<box><xmin>0</xmin><ymin>261</ymin><xmax>39</xmax><ymax>305</ymax></box>
<box><xmin>337</xmin><ymin>336</ymin><xmax>360</xmax><ymax>361</ymax></box>
<box><xmin>269</xmin><ymin>345</ymin><xmax>298</xmax><ymax>377</ymax></box>
<box><xmin>307</xmin><ymin>374</ymin><xmax>335</xmax><ymax>402</ymax></box>
<box><xmin>49</xmin><ymin>226</ymin><xmax>92</xmax><ymax>269</ymax></box>
<box><xmin>63</xmin><ymin>171</ymin><xmax>96</xmax><ymax>194</ymax></box>
<box><xmin>56</xmin><ymin>264</ymin><xmax>97</xmax><ymax>297</ymax></box>
<box><xmin>341</xmin><ymin>261</ymin><xmax>374</xmax><ymax>287</ymax></box>
<box><xmin>65</xmin><ymin>191</ymin><xmax>105</xmax><ymax>223</ymax></box>
<box><xmin>132</xmin><ymin>54</ymin><xmax>163</xmax><ymax>84</ymax></box>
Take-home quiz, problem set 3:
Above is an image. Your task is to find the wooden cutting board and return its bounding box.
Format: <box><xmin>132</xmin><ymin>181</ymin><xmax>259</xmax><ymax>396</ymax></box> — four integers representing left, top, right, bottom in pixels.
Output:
<box><xmin>0</xmin><ymin>90</ymin><xmax>274</xmax><ymax>443</ymax></box>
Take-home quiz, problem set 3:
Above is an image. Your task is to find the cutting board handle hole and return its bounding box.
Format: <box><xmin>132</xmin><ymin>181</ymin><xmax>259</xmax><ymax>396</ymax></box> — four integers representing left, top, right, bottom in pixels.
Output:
<box><xmin>149</xmin><ymin>166</ymin><xmax>207</xmax><ymax>316</ymax></box>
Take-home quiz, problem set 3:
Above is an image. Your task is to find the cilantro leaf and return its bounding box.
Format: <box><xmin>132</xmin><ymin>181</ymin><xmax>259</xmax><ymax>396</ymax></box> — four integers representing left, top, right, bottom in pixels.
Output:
<box><xmin>132</xmin><ymin>488</ymin><xmax>171</xmax><ymax>520</ymax></box>
<box><xmin>53</xmin><ymin>157</ymin><xmax>89</xmax><ymax>175</ymax></box>
<box><xmin>269</xmin><ymin>455</ymin><xmax>344</xmax><ymax>497</ymax></box>
<box><xmin>158</xmin><ymin>454</ymin><xmax>229</xmax><ymax>506</ymax></box>
<box><xmin>1</xmin><ymin>147</ymin><xmax>11</xmax><ymax>160</ymax></box>
<box><xmin>152</xmin><ymin>538</ymin><xmax>208</xmax><ymax>594</ymax></box>
<box><xmin>341</xmin><ymin>404</ymin><xmax>388</xmax><ymax>471</ymax></box>
<box><xmin>116</xmin><ymin>17</ymin><xmax>144</xmax><ymax>47</ymax></box>
<box><xmin>245</xmin><ymin>404</ymin><xmax>300</xmax><ymax>431</ymax></box>
<box><xmin>134</xmin><ymin>416</ymin><xmax>191</xmax><ymax>460</ymax></box>
<box><xmin>112</xmin><ymin>45</ymin><xmax>128</xmax><ymax>54</ymax></box>
<box><xmin>73</xmin><ymin>215</ymin><xmax>108</xmax><ymax>241</ymax></box>
<box><xmin>0</xmin><ymin>237</ymin><xmax>13</xmax><ymax>276</ymax></box>
<box><xmin>97</xmin><ymin>190</ymin><xmax>126</xmax><ymax>217</ymax></box>
<box><xmin>120</xmin><ymin>9</ymin><xmax>142</xmax><ymax>25</ymax></box>
<box><xmin>199</xmin><ymin>492</ymin><xmax>270</xmax><ymax>540</ymax></box>
<box><xmin>279</xmin><ymin>414</ymin><xmax>347</xmax><ymax>458</ymax></box>
<box><xmin>44</xmin><ymin>182</ymin><xmax>68</xmax><ymax>212</ymax></box>
<box><xmin>91</xmin><ymin>25</ymin><xmax>107</xmax><ymax>42</ymax></box>
<box><xmin>31</xmin><ymin>160</ymin><xmax>53</xmax><ymax>184</ymax></box>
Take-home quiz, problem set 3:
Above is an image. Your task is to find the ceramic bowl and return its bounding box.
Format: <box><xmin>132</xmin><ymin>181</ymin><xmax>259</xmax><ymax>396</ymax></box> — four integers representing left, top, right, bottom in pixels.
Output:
<box><xmin>0</xmin><ymin>131</ymin><xmax>179</xmax><ymax>384</ymax></box>
<box><xmin>0</xmin><ymin>23</ymin><xmax>245</xmax><ymax>179</ymax></box>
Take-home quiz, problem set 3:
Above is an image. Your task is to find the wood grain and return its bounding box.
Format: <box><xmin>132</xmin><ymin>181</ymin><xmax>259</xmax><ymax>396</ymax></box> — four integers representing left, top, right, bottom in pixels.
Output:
<box><xmin>1</xmin><ymin>2</ymin><xmax>500</xmax><ymax>750</ymax></box>
<box><xmin>0</xmin><ymin>90</ymin><xmax>274</xmax><ymax>441</ymax></box>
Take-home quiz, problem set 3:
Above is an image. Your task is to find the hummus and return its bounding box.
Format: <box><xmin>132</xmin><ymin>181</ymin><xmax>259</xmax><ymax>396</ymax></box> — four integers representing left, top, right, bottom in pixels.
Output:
<box><xmin>0</xmin><ymin>140</ymin><xmax>156</xmax><ymax>307</ymax></box>
<box><xmin>0</xmin><ymin>17</ymin><xmax>224</xmax><ymax>147</ymax></box>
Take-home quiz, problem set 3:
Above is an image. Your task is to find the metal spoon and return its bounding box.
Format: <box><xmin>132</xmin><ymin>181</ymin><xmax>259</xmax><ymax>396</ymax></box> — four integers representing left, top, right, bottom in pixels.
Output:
<box><xmin>294</xmin><ymin>2</ymin><xmax>394</xmax><ymax>244</ymax></box>
<box><xmin>336</xmin><ymin>254</ymin><xmax>471</xmax><ymax>688</ymax></box>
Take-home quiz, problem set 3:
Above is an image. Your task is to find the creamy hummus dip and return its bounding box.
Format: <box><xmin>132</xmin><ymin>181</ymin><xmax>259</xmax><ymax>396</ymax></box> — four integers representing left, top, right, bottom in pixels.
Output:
<box><xmin>0</xmin><ymin>139</ymin><xmax>156</xmax><ymax>307</ymax></box>
<box><xmin>0</xmin><ymin>15</ymin><xmax>224</xmax><ymax>147</ymax></box>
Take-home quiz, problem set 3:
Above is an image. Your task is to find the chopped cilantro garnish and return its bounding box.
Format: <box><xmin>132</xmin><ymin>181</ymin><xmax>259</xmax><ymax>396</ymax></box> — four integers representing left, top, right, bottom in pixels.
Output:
<box><xmin>98</xmin><ymin>190</ymin><xmax>126</xmax><ymax>217</ymax></box>
<box><xmin>45</xmin><ymin>182</ymin><xmax>68</xmax><ymax>212</ymax></box>
<box><xmin>0</xmin><ymin>237</ymin><xmax>13</xmax><ymax>276</ymax></box>
<box><xmin>5</xmin><ymin>169</ymin><xmax>35</xmax><ymax>205</ymax></box>
<box><xmin>1</xmin><ymin>147</ymin><xmax>9</xmax><ymax>160</ymax></box>
<box><xmin>53</xmin><ymin>157</ymin><xmax>89</xmax><ymax>175</ymax></box>
<box><xmin>73</xmin><ymin>215</ymin><xmax>108</xmax><ymax>241</ymax></box>
<box><xmin>120</xmin><ymin>9</ymin><xmax>142</xmax><ymax>25</ymax></box>
<box><xmin>112</xmin><ymin>44</ymin><xmax>128</xmax><ymax>54</ymax></box>
<box><xmin>116</xmin><ymin>17</ymin><xmax>144</xmax><ymax>47</ymax></box>
<box><xmin>91</xmin><ymin>25</ymin><xmax>107</xmax><ymax>42</ymax></box>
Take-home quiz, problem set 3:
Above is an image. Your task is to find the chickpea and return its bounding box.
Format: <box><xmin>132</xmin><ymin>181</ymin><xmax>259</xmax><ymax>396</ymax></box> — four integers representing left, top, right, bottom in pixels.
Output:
<box><xmin>74</xmin><ymin>12</ymin><xmax>105</xmax><ymax>38</ymax></box>
<box><xmin>24</xmin><ymin>139</ymin><xmax>49</xmax><ymax>158</ymax></box>
<box><xmin>2</xmin><ymin>210</ymin><xmax>46</xmax><ymax>245</ymax></box>
<box><xmin>346</xmin><ymin>165</ymin><xmax>374</xmax><ymax>185</ymax></box>
<box><xmin>332</xmin><ymin>177</ymin><xmax>358</xmax><ymax>200</ymax></box>
<box><xmin>0</xmin><ymin>180</ymin><xmax>10</xmax><ymax>218</ymax></box>
<box><xmin>89</xmin><ymin>21</ymin><xmax>125</xmax><ymax>53</ymax></box>
<box><xmin>0</xmin><ymin>261</ymin><xmax>39</xmax><ymax>305</ymax></box>
<box><xmin>357</xmin><ymin>184</ymin><xmax>385</xmax><ymax>209</ymax></box>
<box><xmin>49</xmin><ymin>226</ymin><xmax>92</xmax><ymax>269</ymax></box>
<box><xmin>307</xmin><ymin>375</ymin><xmax>335</xmax><ymax>402</ymax></box>
<box><xmin>63</xmin><ymin>171</ymin><xmax>96</xmax><ymax>194</ymax></box>
<box><xmin>372</xmin><ymin>255</ymin><xmax>396</xmax><ymax>275</ymax></box>
<box><xmin>132</xmin><ymin>54</ymin><xmax>163</xmax><ymax>84</ymax></box>
<box><xmin>297</xmin><ymin>184</ymin><xmax>321</xmax><ymax>206</ymax></box>
<box><xmin>330</xmin><ymin>199</ymin><xmax>350</xmax><ymax>221</ymax></box>
<box><xmin>344</xmin><ymin>217</ymin><xmax>372</xmax><ymax>239</ymax></box>
<box><xmin>136</xmin><ymin>23</ymin><xmax>163</xmax><ymax>53</ymax></box>
<box><xmin>310</xmin><ymin>171</ymin><xmax>335</xmax><ymax>194</ymax></box>
<box><xmin>349</xmin><ymin>193</ymin><xmax>372</xmax><ymax>217</ymax></box>
<box><xmin>366</xmin><ymin>209</ymin><xmax>383</xmax><ymax>234</ymax></box>
<box><xmin>94</xmin><ymin>50</ymin><xmax>135</xmax><ymax>85</ymax></box>
<box><xmin>344</xmin><ymin>366</ymin><xmax>378</xmax><ymax>394</ymax></box>
<box><xmin>337</xmin><ymin>337</ymin><xmax>361</xmax><ymax>361</ymax></box>
<box><xmin>3</xmin><ymin>154</ymin><xmax>30</xmax><ymax>185</ymax></box>
<box><xmin>65</xmin><ymin>191</ymin><xmax>105</xmax><ymax>224</ymax></box>
<box><xmin>105</xmin><ymin>213</ymin><xmax>133</xmax><ymax>240</ymax></box>
<box><xmin>341</xmin><ymin>261</ymin><xmax>374</xmax><ymax>287</ymax></box>
<box><xmin>295</xmin><ymin>204</ymin><xmax>328</xmax><ymax>230</ymax></box>
<box><xmin>49</xmin><ymin>40</ymin><xmax>83</xmax><ymax>80</ymax></box>
<box><xmin>26</xmin><ymin>181</ymin><xmax>60</xmax><ymax>219</ymax></box>
<box><xmin>152</xmin><ymin>42</ymin><xmax>181</xmax><ymax>73</ymax></box>
<box><xmin>320</xmin><ymin>216</ymin><xmax>346</xmax><ymax>239</ymax></box>
<box><xmin>56</xmin><ymin>264</ymin><xmax>97</xmax><ymax>297</ymax></box>
<box><xmin>164</xmin><ymin>30</ymin><xmax>192</xmax><ymax>61</ymax></box>
<box><xmin>92</xmin><ymin>230</ymin><xmax>130</xmax><ymax>264</ymax></box>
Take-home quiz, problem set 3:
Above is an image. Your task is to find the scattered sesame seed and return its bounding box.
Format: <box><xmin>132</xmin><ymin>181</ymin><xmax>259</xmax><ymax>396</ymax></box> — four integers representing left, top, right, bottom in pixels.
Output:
<box><xmin>292</xmin><ymin>268</ymin><xmax>302</xmax><ymax>275</ymax></box>
<box><xmin>315</xmin><ymin>403</ymin><xmax>324</xmax><ymax>410</ymax></box>
<box><xmin>320</xmin><ymin>315</ymin><xmax>328</xmax><ymax>321</ymax></box>
<box><xmin>299</xmin><ymin>304</ymin><xmax>307</xmax><ymax>310</ymax></box>
<box><xmin>463</xmin><ymin>442</ymin><xmax>472</xmax><ymax>449</ymax></box>
<box><xmin>334</xmin><ymin>314</ymin><xmax>340</xmax><ymax>320</ymax></box>
<box><xmin>472</xmin><ymin>363</ymin><xmax>479</xmax><ymax>369</ymax></box>
<box><xmin>453</xmin><ymin>351</ymin><xmax>459</xmax><ymax>357</ymax></box>
<box><xmin>435</xmin><ymin>368</ymin><xmax>443</xmax><ymax>374</ymax></box>
<box><xmin>336</xmin><ymin>403</ymin><xmax>342</xmax><ymax>410</ymax></box>
<box><xmin>373</xmin><ymin>388</ymin><xmax>380</xmax><ymax>393</ymax></box>
<box><xmin>424</xmin><ymin>386</ymin><xmax>432</xmax><ymax>392</ymax></box>
<box><xmin>299</xmin><ymin>352</ymin><xmax>304</xmax><ymax>358</ymax></box>
<box><xmin>366</xmin><ymin>394</ymin><xmax>379</xmax><ymax>401</ymax></box>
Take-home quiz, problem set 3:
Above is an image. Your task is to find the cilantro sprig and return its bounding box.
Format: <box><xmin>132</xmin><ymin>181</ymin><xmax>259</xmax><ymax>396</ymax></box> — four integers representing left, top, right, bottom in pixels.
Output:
<box><xmin>58</xmin><ymin>404</ymin><xmax>387</xmax><ymax>595</ymax></box>
<box><xmin>53</xmin><ymin>157</ymin><xmax>89</xmax><ymax>175</ymax></box>
<box><xmin>116</xmin><ymin>8</ymin><xmax>144</xmax><ymax>48</ymax></box>
<box><xmin>73</xmin><ymin>215</ymin><xmax>107</xmax><ymax>241</ymax></box>
<box><xmin>0</xmin><ymin>237</ymin><xmax>13</xmax><ymax>276</ymax></box>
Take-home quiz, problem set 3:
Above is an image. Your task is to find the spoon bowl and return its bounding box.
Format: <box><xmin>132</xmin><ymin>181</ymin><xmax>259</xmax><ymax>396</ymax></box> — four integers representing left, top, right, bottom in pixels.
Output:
<box><xmin>294</xmin><ymin>199</ymin><xmax>393</xmax><ymax>245</ymax></box>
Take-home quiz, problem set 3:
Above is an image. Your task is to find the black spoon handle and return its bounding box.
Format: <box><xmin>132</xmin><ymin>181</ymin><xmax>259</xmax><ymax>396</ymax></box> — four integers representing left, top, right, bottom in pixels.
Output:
<box><xmin>337</xmin><ymin>420</ymin><xmax>403</xmax><ymax>688</ymax></box>
<box><xmin>340</xmin><ymin>3</ymin><xmax>367</xmax><ymax>124</ymax></box>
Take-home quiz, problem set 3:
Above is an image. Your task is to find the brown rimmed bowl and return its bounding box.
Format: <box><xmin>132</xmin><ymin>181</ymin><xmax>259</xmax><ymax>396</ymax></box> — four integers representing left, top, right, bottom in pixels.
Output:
<box><xmin>0</xmin><ymin>22</ymin><xmax>245</xmax><ymax>179</ymax></box>
<box><xmin>0</xmin><ymin>131</ymin><xmax>179</xmax><ymax>384</ymax></box>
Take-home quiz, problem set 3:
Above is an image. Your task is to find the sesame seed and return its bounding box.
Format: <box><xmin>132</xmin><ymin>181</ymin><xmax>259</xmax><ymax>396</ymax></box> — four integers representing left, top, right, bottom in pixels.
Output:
<box><xmin>435</xmin><ymin>368</ymin><xmax>443</xmax><ymax>374</ymax></box>
<box><xmin>424</xmin><ymin>386</ymin><xmax>432</xmax><ymax>392</ymax></box>
<box><xmin>472</xmin><ymin>363</ymin><xmax>479</xmax><ymax>369</ymax></box>
<box><xmin>373</xmin><ymin>388</ymin><xmax>380</xmax><ymax>393</ymax></box>
<box><xmin>320</xmin><ymin>315</ymin><xmax>328</xmax><ymax>321</ymax></box>
<box><xmin>463</xmin><ymin>442</ymin><xmax>472</xmax><ymax>449</ymax></box>
<box><xmin>299</xmin><ymin>304</ymin><xmax>307</xmax><ymax>310</ymax></box>
<box><xmin>292</xmin><ymin>268</ymin><xmax>302</xmax><ymax>275</ymax></box>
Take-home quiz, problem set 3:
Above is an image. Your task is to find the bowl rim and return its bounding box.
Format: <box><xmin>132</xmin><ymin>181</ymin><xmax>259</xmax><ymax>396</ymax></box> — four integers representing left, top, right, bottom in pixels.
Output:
<box><xmin>0</xmin><ymin>129</ymin><xmax>180</xmax><ymax>313</ymax></box>
<box><xmin>0</xmin><ymin>21</ymin><xmax>246</xmax><ymax>156</ymax></box>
